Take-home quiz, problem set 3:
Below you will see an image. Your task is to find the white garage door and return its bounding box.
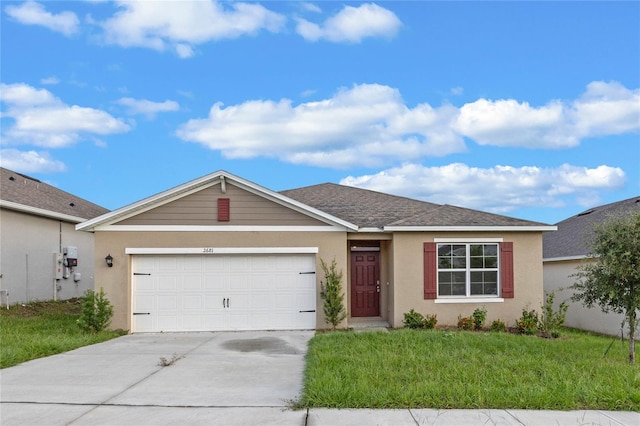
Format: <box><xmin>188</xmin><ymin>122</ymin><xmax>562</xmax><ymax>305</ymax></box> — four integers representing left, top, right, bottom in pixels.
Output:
<box><xmin>131</xmin><ymin>254</ymin><xmax>316</xmax><ymax>332</ymax></box>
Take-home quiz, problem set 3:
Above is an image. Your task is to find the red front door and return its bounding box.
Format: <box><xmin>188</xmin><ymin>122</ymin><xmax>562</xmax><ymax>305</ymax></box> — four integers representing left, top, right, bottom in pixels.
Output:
<box><xmin>350</xmin><ymin>252</ymin><xmax>380</xmax><ymax>317</ymax></box>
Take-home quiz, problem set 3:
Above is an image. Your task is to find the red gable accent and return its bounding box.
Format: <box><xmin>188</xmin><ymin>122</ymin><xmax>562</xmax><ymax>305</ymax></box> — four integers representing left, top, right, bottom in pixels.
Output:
<box><xmin>423</xmin><ymin>242</ymin><xmax>437</xmax><ymax>299</ymax></box>
<box><xmin>501</xmin><ymin>242</ymin><xmax>514</xmax><ymax>298</ymax></box>
<box><xmin>217</xmin><ymin>198</ymin><xmax>230</xmax><ymax>222</ymax></box>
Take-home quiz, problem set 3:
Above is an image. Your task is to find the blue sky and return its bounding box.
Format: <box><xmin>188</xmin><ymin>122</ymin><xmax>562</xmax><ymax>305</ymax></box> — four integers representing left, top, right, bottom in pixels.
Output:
<box><xmin>1</xmin><ymin>1</ymin><xmax>638</xmax><ymax>225</ymax></box>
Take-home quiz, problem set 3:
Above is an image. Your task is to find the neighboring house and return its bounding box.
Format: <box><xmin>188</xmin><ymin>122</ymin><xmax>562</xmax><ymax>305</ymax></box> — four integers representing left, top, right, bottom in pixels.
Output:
<box><xmin>543</xmin><ymin>196</ymin><xmax>640</xmax><ymax>338</ymax></box>
<box><xmin>0</xmin><ymin>167</ymin><xmax>109</xmax><ymax>305</ymax></box>
<box><xmin>77</xmin><ymin>170</ymin><xmax>555</xmax><ymax>332</ymax></box>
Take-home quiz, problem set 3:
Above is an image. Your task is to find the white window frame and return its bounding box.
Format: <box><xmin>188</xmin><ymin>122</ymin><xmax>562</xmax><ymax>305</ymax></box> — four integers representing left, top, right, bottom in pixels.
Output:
<box><xmin>435</xmin><ymin>242</ymin><xmax>501</xmax><ymax>300</ymax></box>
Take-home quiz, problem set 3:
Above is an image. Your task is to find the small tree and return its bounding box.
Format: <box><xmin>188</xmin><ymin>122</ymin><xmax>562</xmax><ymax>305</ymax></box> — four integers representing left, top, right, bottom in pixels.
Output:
<box><xmin>77</xmin><ymin>288</ymin><xmax>114</xmax><ymax>333</ymax></box>
<box><xmin>572</xmin><ymin>211</ymin><xmax>640</xmax><ymax>363</ymax></box>
<box><xmin>319</xmin><ymin>258</ymin><xmax>347</xmax><ymax>329</ymax></box>
<box><xmin>539</xmin><ymin>291</ymin><xmax>568</xmax><ymax>338</ymax></box>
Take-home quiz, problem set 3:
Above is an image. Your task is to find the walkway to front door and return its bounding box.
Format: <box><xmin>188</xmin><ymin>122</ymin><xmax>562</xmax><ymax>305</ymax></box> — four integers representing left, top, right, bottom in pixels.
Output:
<box><xmin>350</xmin><ymin>251</ymin><xmax>380</xmax><ymax>317</ymax></box>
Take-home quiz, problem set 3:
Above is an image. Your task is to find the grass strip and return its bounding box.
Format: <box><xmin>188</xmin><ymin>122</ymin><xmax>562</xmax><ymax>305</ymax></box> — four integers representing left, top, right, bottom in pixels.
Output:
<box><xmin>299</xmin><ymin>329</ymin><xmax>640</xmax><ymax>410</ymax></box>
<box><xmin>0</xmin><ymin>299</ymin><xmax>126</xmax><ymax>369</ymax></box>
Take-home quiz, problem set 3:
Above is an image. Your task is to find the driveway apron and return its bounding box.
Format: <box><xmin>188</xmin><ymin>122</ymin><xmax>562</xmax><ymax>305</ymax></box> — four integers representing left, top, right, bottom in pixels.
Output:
<box><xmin>1</xmin><ymin>331</ymin><xmax>313</xmax><ymax>425</ymax></box>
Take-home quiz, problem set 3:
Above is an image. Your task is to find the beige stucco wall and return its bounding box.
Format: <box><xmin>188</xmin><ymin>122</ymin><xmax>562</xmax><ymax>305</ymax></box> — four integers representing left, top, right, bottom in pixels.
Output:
<box><xmin>0</xmin><ymin>208</ymin><xmax>97</xmax><ymax>303</ymax></box>
<box><xmin>544</xmin><ymin>259</ymin><xmax>634</xmax><ymax>338</ymax></box>
<box><xmin>390</xmin><ymin>232</ymin><xmax>545</xmax><ymax>328</ymax></box>
<box><xmin>94</xmin><ymin>230</ymin><xmax>347</xmax><ymax>331</ymax></box>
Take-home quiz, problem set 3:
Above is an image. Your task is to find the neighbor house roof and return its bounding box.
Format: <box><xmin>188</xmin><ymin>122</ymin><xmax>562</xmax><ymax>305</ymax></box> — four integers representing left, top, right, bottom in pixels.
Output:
<box><xmin>0</xmin><ymin>167</ymin><xmax>109</xmax><ymax>223</ymax></box>
<box><xmin>543</xmin><ymin>196</ymin><xmax>640</xmax><ymax>261</ymax></box>
<box><xmin>281</xmin><ymin>183</ymin><xmax>553</xmax><ymax>231</ymax></box>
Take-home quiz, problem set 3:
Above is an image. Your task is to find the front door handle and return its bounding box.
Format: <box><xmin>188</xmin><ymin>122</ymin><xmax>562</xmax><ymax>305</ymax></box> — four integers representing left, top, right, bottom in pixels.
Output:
<box><xmin>376</xmin><ymin>285</ymin><xmax>380</xmax><ymax>293</ymax></box>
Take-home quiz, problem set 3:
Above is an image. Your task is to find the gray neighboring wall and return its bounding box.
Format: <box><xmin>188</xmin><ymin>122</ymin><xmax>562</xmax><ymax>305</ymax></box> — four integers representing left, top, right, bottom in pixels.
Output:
<box><xmin>0</xmin><ymin>167</ymin><xmax>109</xmax><ymax>304</ymax></box>
<box><xmin>543</xmin><ymin>195</ymin><xmax>640</xmax><ymax>338</ymax></box>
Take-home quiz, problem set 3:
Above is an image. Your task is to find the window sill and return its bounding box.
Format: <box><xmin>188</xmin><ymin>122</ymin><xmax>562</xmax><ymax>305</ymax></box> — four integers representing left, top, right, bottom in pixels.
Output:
<box><xmin>434</xmin><ymin>297</ymin><xmax>504</xmax><ymax>304</ymax></box>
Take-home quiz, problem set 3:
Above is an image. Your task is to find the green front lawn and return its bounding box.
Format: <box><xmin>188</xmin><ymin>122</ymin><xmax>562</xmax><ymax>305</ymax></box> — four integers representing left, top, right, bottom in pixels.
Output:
<box><xmin>299</xmin><ymin>329</ymin><xmax>640</xmax><ymax>410</ymax></box>
<box><xmin>0</xmin><ymin>299</ymin><xmax>126</xmax><ymax>369</ymax></box>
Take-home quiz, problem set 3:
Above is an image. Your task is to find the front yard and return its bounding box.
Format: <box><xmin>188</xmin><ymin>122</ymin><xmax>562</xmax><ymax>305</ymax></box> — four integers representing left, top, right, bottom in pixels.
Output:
<box><xmin>299</xmin><ymin>329</ymin><xmax>640</xmax><ymax>411</ymax></box>
<box><xmin>0</xmin><ymin>299</ymin><xmax>126</xmax><ymax>369</ymax></box>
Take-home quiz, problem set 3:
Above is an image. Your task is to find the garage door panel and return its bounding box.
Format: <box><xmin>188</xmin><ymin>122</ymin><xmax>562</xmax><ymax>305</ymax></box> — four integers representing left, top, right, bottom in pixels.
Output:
<box><xmin>132</xmin><ymin>254</ymin><xmax>316</xmax><ymax>332</ymax></box>
<box><xmin>157</xmin><ymin>315</ymin><xmax>178</xmax><ymax>331</ymax></box>
<box><xmin>158</xmin><ymin>276</ymin><xmax>177</xmax><ymax>290</ymax></box>
<box><xmin>183</xmin><ymin>295</ymin><xmax>202</xmax><ymax>309</ymax></box>
<box><xmin>157</xmin><ymin>294</ymin><xmax>178</xmax><ymax>310</ymax></box>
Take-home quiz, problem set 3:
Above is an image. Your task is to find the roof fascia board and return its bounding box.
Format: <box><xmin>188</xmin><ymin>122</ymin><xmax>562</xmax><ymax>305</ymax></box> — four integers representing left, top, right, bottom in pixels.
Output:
<box><xmin>126</xmin><ymin>247</ymin><xmax>319</xmax><ymax>255</ymax></box>
<box><xmin>1</xmin><ymin>200</ymin><xmax>86</xmax><ymax>223</ymax></box>
<box><xmin>543</xmin><ymin>255</ymin><xmax>589</xmax><ymax>262</ymax></box>
<box><xmin>94</xmin><ymin>225</ymin><xmax>347</xmax><ymax>232</ymax></box>
<box><xmin>77</xmin><ymin>170</ymin><xmax>358</xmax><ymax>232</ymax></box>
<box><xmin>385</xmin><ymin>225</ymin><xmax>558</xmax><ymax>232</ymax></box>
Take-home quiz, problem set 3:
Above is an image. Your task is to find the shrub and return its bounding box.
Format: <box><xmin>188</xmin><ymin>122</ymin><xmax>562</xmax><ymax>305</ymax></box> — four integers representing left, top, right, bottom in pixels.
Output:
<box><xmin>319</xmin><ymin>258</ymin><xmax>347</xmax><ymax>329</ymax></box>
<box><xmin>490</xmin><ymin>319</ymin><xmax>506</xmax><ymax>332</ymax></box>
<box><xmin>457</xmin><ymin>315</ymin><xmax>474</xmax><ymax>331</ymax></box>
<box><xmin>539</xmin><ymin>291</ymin><xmax>568</xmax><ymax>338</ymax></box>
<box><xmin>471</xmin><ymin>307</ymin><xmax>487</xmax><ymax>330</ymax></box>
<box><xmin>77</xmin><ymin>288</ymin><xmax>113</xmax><ymax>333</ymax></box>
<box><xmin>403</xmin><ymin>309</ymin><xmax>425</xmax><ymax>329</ymax></box>
<box><xmin>516</xmin><ymin>309</ymin><xmax>539</xmax><ymax>335</ymax></box>
<box><xmin>424</xmin><ymin>314</ymin><xmax>438</xmax><ymax>329</ymax></box>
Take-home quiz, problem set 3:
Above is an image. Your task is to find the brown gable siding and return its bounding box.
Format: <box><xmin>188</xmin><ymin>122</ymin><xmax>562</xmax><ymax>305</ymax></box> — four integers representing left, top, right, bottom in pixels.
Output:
<box><xmin>115</xmin><ymin>183</ymin><xmax>327</xmax><ymax>226</ymax></box>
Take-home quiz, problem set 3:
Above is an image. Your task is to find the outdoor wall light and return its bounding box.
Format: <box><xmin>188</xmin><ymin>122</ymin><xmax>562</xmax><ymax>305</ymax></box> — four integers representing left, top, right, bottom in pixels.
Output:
<box><xmin>105</xmin><ymin>254</ymin><xmax>113</xmax><ymax>267</ymax></box>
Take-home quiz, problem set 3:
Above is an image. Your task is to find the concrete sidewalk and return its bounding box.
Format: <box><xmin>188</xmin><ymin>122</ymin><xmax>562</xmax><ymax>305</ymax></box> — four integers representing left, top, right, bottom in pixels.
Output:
<box><xmin>1</xmin><ymin>332</ymin><xmax>638</xmax><ymax>425</ymax></box>
<box><xmin>1</xmin><ymin>404</ymin><xmax>638</xmax><ymax>425</ymax></box>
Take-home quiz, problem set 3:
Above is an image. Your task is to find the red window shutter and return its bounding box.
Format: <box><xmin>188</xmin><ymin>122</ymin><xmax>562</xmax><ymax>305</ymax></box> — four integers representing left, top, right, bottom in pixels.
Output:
<box><xmin>423</xmin><ymin>242</ymin><xmax>437</xmax><ymax>299</ymax></box>
<box><xmin>501</xmin><ymin>242</ymin><xmax>514</xmax><ymax>298</ymax></box>
<box><xmin>217</xmin><ymin>198</ymin><xmax>230</xmax><ymax>222</ymax></box>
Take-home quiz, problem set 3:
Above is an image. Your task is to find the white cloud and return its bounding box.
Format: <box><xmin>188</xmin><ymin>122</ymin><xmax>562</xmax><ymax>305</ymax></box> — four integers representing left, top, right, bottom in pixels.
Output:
<box><xmin>301</xmin><ymin>3</ymin><xmax>322</xmax><ymax>14</ymax></box>
<box><xmin>296</xmin><ymin>3</ymin><xmax>402</xmax><ymax>43</ymax></box>
<box><xmin>0</xmin><ymin>149</ymin><xmax>66</xmax><ymax>173</ymax></box>
<box><xmin>176</xmin><ymin>83</ymin><xmax>465</xmax><ymax>168</ymax></box>
<box><xmin>341</xmin><ymin>163</ymin><xmax>626</xmax><ymax>214</ymax></box>
<box><xmin>455</xmin><ymin>81</ymin><xmax>639</xmax><ymax>149</ymax></box>
<box><xmin>40</xmin><ymin>76</ymin><xmax>60</xmax><ymax>85</ymax></box>
<box><xmin>116</xmin><ymin>97</ymin><xmax>179</xmax><ymax>118</ymax></box>
<box><xmin>177</xmin><ymin>81</ymin><xmax>638</xmax><ymax>169</ymax></box>
<box><xmin>1</xmin><ymin>83</ymin><xmax>130</xmax><ymax>148</ymax></box>
<box><xmin>5</xmin><ymin>1</ymin><xmax>79</xmax><ymax>36</ymax></box>
<box><xmin>571</xmin><ymin>81</ymin><xmax>640</xmax><ymax>138</ymax></box>
<box><xmin>455</xmin><ymin>98</ymin><xmax>570</xmax><ymax>148</ymax></box>
<box><xmin>99</xmin><ymin>0</ymin><xmax>286</xmax><ymax>57</ymax></box>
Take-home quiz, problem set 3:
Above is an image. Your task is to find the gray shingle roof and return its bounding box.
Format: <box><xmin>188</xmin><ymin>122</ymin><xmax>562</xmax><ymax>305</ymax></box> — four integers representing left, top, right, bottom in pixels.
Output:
<box><xmin>281</xmin><ymin>183</ymin><xmax>548</xmax><ymax>228</ymax></box>
<box><xmin>0</xmin><ymin>167</ymin><xmax>109</xmax><ymax>221</ymax></box>
<box><xmin>543</xmin><ymin>196</ymin><xmax>640</xmax><ymax>259</ymax></box>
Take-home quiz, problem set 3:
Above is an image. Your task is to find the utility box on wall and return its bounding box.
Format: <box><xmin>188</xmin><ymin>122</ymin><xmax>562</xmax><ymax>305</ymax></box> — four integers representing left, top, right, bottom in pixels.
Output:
<box><xmin>53</xmin><ymin>253</ymin><xmax>63</xmax><ymax>280</ymax></box>
<box><xmin>64</xmin><ymin>246</ymin><xmax>78</xmax><ymax>267</ymax></box>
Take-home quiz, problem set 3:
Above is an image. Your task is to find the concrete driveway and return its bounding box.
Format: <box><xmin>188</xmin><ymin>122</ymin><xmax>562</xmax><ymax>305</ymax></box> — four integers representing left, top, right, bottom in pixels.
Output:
<box><xmin>1</xmin><ymin>331</ymin><xmax>314</xmax><ymax>425</ymax></box>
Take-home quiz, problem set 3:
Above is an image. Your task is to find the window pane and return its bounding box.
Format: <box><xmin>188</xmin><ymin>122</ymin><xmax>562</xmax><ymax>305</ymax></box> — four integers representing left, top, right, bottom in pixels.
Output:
<box><xmin>452</xmin><ymin>245</ymin><xmax>466</xmax><ymax>257</ymax></box>
<box><xmin>452</xmin><ymin>283</ymin><xmax>466</xmax><ymax>295</ymax></box>
<box><xmin>439</xmin><ymin>284</ymin><xmax>451</xmax><ymax>296</ymax></box>
<box><xmin>452</xmin><ymin>257</ymin><xmax>466</xmax><ymax>268</ymax></box>
<box><xmin>470</xmin><ymin>257</ymin><xmax>483</xmax><ymax>268</ymax></box>
<box><xmin>438</xmin><ymin>245</ymin><xmax>452</xmax><ymax>256</ymax></box>
<box><xmin>453</xmin><ymin>272</ymin><xmax>466</xmax><ymax>283</ymax></box>
<box><xmin>470</xmin><ymin>245</ymin><xmax>483</xmax><ymax>256</ymax></box>
<box><xmin>485</xmin><ymin>256</ymin><xmax>498</xmax><ymax>268</ymax></box>
<box><xmin>484</xmin><ymin>245</ymin><xmax>498</xmax><ymax>256</ymax></box>
<box><xmin>470</xmin><ymin>271</ymin><xmax>498</xmax><ymax>295</ymax></box>
<box><xmin>439</xmin><ymin>257</ymin><xmax>452</xmax><ymax>269</ymax></box>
